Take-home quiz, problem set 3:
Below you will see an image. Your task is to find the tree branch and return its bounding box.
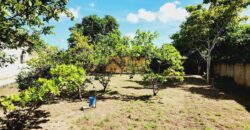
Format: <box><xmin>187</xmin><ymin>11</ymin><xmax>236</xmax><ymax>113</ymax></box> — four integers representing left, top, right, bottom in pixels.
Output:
<box><xmin>195</xmin><ymin>47</ymin><xmax>207</xmax><ymax>62</ymax></box>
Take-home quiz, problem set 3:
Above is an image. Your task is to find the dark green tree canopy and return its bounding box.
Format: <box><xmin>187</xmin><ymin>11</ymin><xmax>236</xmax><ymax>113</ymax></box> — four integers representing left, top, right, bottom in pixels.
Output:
<box><xmin>68</xmin><ymin>15</ymin><xmax>120</xmax><ymax>46</ymax></box>
<box><xmin>171</xmin><ymin>0</ymin><xmax>249</xmax><ymax>83</ymax></box>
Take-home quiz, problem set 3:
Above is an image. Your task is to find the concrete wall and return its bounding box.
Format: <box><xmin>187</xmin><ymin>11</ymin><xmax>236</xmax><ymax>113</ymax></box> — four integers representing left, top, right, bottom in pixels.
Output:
<box><xmin>214</xmin><ymin>63</ymin><xmax>250</xmax><ymax>87</ymax></box>
<box><xmin>0</xmin><ymin>49</ymin><xmax>31</xmax><ymax>79</ymax></box>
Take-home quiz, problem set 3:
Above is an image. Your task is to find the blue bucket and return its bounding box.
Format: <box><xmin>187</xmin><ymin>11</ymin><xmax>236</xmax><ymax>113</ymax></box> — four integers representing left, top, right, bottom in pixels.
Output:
<box><xmin>89</xmin><ymin>96</ymin><xmax>96</xmax><ymax>108</ymax></box>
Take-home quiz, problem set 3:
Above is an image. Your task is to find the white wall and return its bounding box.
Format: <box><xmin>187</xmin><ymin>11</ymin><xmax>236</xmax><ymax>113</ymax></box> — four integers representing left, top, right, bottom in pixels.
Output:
<box><xmin>0</xmin><ymin>49</ymin><xmax>30</xmax><ymax>79</ymax></box>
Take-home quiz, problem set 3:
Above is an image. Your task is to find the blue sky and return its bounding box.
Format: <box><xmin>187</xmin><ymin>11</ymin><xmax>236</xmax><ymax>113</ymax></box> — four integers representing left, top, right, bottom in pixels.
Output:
<box><xmin>43</xmin><ymin>0</ymin><xmax>249</xmax><ymax>49</ymax></box>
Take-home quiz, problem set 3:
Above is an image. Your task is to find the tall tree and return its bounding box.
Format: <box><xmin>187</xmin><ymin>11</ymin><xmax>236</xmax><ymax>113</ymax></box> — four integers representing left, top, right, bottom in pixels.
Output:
<box><xmin>67</xmin><ymin>15</ymin><xmax>121</xmax><ymax>92</ymax></box>
<box><xmin>130</xmin><ymin>30</ymin><xmax>158</xmax><ymax>72</ymax></box>
<box><xmin>68</xmin><ymin>15</ymin><xmax>119</xmax><ymax>46</ymax></box>
<box><xmin>0</xmin><ymin>0</ymin><xmax>73</xmax><ymax>67</ymax></box>
<box><xmin>65</xmin><ymin>29</ymin><xmax>98</xmax><ymax>72</ymax></box>
<box><xmin>171</xmin><ymin>0</ymin><xmax>249</xmax><ymax>83</ymax></box>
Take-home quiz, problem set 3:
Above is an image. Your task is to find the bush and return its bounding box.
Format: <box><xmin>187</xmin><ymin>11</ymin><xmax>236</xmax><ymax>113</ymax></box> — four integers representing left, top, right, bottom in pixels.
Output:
<box><xmin>16</xmin><ymin>46</ymin><xmax>63</xmax><ymax>90</ymax></box>
<box><xmin>50</xmin><ymin>64</ymin><xmax>86</xmax><ymax>95</ymax></box>
<box><xmin>159</xmin><ymin>44</ymin><xmax>185</xmax><ymax>83</ymax></box>
<box><xmin>1</xmin><ymin>64</ymin><xmax>86</xmax><ymax>114</ymax></box>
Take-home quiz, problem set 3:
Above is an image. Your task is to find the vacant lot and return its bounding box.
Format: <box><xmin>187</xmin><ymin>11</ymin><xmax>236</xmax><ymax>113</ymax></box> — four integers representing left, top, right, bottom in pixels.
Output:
<box><xmin>1</xmin><ymin>75</ymin><xmax>250</xmax><ymax>130</ymax></box>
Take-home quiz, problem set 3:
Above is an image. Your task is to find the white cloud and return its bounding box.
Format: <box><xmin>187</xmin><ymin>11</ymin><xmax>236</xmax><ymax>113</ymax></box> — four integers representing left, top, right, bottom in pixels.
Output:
<box><xmin>69</xmin><ymin>7</ymin><xmax>81</xmax><ymax>19</ymax></box>
<box><xmin>158</xmin><ymin>3</ymin><xmax>188</xmax><ymax>23</ymax></box>
<box><xmin>138</xmin><ymin>9</ymin><xmax>157</xmax><ymax>22</ymax></box>
<box><xmin>60</xmin><ymin>6</ymin><xmax>81</xmax><ymax>20</ymax></box>
<box><xmin>89</xmin><ymin>3</ymin><xmax>95</xmax><ymax>8</ymax></box>
<box><xmin>127</xmin><ymin>13</ymin><xmax>140</xmax><ymax>23</ymax></box>
<box><xmin>126</xmin><ymin>1</ymin><xmax>188</xmax><ymax>24</ymax></box>
<box><xmin>125</xmin><ymin>32</ymin><xmax>135</xmax><ymax>38</ymax></box>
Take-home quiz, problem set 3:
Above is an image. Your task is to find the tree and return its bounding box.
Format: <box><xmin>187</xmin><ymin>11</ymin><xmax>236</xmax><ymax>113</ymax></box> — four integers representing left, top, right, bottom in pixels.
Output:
<box><xmin>113</xmin><ymin>36</ymin><xmax>131</xmax><ymax>74</ymax></box>
<box><xmin>213</xmin><ymin>24</ymin><xmax>250</xmax><ymax>63</ymax></box>
<box><xmin>17</xmin><ymin>46</ymin><xmax>63</xmax><ymax>90</ymax></box>
<box><xmin>0</xmin><ymin>0</ymin><xmax>73</xmax><ymax>67</ymax></box>
<box><xmin>65</xmin><ymin>29</ymin><xmax>99</xmax><ymax>73</ymax></box>
<box><xmin>130</xmin><ymin>30</ymin><xmax>160</xmax><ymax>95</ymax></box>
<box><xmin>94</xmin><ymin>32</ymin><xmax>121</xmax><ymax>92</ymax></box>
<box><xmin>144</xmin><ymin>44</ymin><xmax>184</xmax><ymax>96</ymax></box>
<box><xmin>130</xmin><ymin>30</ymin><xmax>158</xmax><ymax>73</ymax></box>
<box><xmin>50</xmin><ymin>64</ymin><xmax>86</xmax><ymax>100</ymax></box>
<box><xmin>67</xmin><ymin>15</ymin><xmax>122</xmax><ymax>92</ymax></box>
<box><xmin>159</xmin><ymin>44</ymin><xmax>184</xmax><ymax>83</ymax></box>
<box><xmin>68</xmin><ymin>15</ymin><xmax>119</xmax><ymax>46</ymax></box>
<box><xmin>0</xmin><ymin>64</ymin><xmax>85</xmax><ymax>129</ymax></box>
<box><xmin>171</xmin><ymin>0</ymin><xmax>249</xmax><ymax>83</ymax></box>
<box><xmin>0</xmin><ymin>77</ymin><xmax>60</xmax><ymax>129</ymax></box>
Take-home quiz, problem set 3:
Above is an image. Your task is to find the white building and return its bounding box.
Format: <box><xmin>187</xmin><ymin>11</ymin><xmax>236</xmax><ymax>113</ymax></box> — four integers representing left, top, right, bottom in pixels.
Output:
<box><xmin>0</xmin><ymin>49</ymin><xmax>32</xmax><ymax>81</ymax></box>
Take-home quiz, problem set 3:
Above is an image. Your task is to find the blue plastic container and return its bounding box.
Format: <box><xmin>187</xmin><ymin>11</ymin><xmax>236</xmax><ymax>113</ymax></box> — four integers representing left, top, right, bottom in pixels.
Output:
<box><xmin>89</xmin><ymin>96</ymin><xmax>96</xmax><ymax>108</ymax></box>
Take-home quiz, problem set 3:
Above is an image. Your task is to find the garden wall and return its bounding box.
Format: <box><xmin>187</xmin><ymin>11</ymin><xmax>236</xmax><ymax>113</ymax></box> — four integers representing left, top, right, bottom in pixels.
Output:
<box><xmin>214</xmin><ymin>63</ymin><xmax>250</xmax><ymax>87</ymax></box>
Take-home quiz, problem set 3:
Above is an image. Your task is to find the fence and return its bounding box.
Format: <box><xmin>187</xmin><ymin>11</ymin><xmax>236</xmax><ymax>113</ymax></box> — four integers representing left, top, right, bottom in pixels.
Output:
<box><xmin>214</xmin><ymin>63</ymin><xmax>250</xmax><ymax>87</ymax></box>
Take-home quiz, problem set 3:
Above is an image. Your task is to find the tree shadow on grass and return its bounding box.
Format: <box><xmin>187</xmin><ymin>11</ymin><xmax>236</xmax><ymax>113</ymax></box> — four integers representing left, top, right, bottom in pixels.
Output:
<box><xmin>81</xmin><ymin>89</ymin><xmax>153</xmax><ymax>102</ymax></box>
<box><xmin>97</xmin><ymin>94</ymin><xmax>153</xmax><ymax>102</ymax></box>
<box><xmin>125</xmin><ymin>80</ymin><xmax>181</xmax><ymax>89</ymax></box>
<box><xmin>183</xmin><ymin>77</ymin><xmax>250</xmax><ymax>113</ymax></box>
<box><xmin>0</xmin><ymin>109</ymin><xmax>50</xmax><ymax>130</ymax></box>
<box><xmin>122</xmin><ymin>86</ymin><xmax>152</xmax><ymax>90</ymax></box>
<box><xmin>183</xmin><ymin>76</ymin><xmax>207</xmax><ymax>85</ymax></box>
<box><xmin>126</xmin><ymin>76</ymin><xmax>207</xmax><ymax>89</ymax></box>
<box><xmin>125</xmin><ymin>80</ymin><xmax>150</xmax><ymax>86</ymax></box>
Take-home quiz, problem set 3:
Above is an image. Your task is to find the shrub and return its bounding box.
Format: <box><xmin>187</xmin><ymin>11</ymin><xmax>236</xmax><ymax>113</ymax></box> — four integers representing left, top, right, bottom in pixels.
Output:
<box><xmin>50</xmin><ymin>64</ymin><xmax>86</xmax><ymax>98</ymax></box>
<box><xmin>1</xmin><ymin>64</ymin><xmax>86</xmax><ymax>114</ymax></box>
<box><xmin>16</xmin><ymin>46</ymin><xmax>63</xmax><ymax>90</ymax></box>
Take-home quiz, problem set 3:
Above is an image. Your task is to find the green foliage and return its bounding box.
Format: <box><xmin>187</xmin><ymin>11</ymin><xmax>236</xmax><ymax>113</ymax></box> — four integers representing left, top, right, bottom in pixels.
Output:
<box><xmin>213</xmin><ymin>25</ymin><xmax>250</xmax><ymax>63</ymax></box>
<box><xmin>68</xmin><ymin>15</ymin><xmax>119</xmax><ymax>45</ymax></box>
<box><xmin>130</xmin><ymin>30</ymin><xmax>158</xmax><ymax>59</ymax></box>
<box><xmin>95</xmin><ymin>33</ymin><xmax>120</xmax><ymax>69</ymax></box>
<box><xmin>0</xmin><ymin>51</ymin><xmax>16</xmax><ymax>67</ymax></box>
<box><xmin>96</xmin><ymin>73</ymin><xmax>112</xmax><ymax>92</ymax></box>
<box><xmin>17</xmin><ymin>46</ymin><xmax>63</xmax><ymax>90</ymax></box>
<box><xmin>0</xmin><ymin>79</ymin><xmax>59</xmax><ymax>113</ymax></box>
<box><xmin>130</xmin><ymin>30</ymin><xmax>158</xmax><ymax>72</ymax></box>
<box><xmin>159</xmin><ymin>44</ymin><xmax>184</xmax><ymax>82</ymax></box>
<box><xmin>0</xmin><ymin>0</ymin><xmax>72</xmax><ymax>66</ymax></box>
<box><xmin>143</xmin><ymin>44</ymin><xmax>184</xmax><ymax>84</ymax></box>
<box><xmin>65</xmin><ymin>29</ymin><xmax>99</xmax><ymax>72</ymax></box>
<box><xmin>0</xmin><ymin>94</ymin><xmax>21</xmax><ymax>112</ymax></box>
<box><xmin>143</xmin><ymin>73</ymin><xmax>165</xmax><ymax>84</ymax></box>
<box><xmin>172</xmin><ymin>0</ymin><xmax>249</xmax><ymax>82</ymax></box>
<box><xmin>1</xmin><ymin>64</ymin><xmax>86</xmax><ymax>113</ymax></box>
<box><xmin>50</xmin><ymin>64</ymin><xmax>86</xmax><ymax>93</ymax></box>
<box><xmin>67</xmin><ymin>15</ymin><xmax>125</xmax><ymax>74</ymax></box>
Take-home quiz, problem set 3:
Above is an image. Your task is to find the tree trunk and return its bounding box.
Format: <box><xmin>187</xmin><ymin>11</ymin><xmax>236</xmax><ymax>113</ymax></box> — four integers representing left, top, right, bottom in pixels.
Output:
<box><xmin>152</xmin><ymin>81</ymin><xmax>156</xmax><ymax>96</ymax></box>
<box><xmin>206</xmin><ymin>51</ymin><xmax>211</xmax><ymax>84</ymax></box>
<box><xmin>197</xmin><ymin>60</ymin><xmax>200</xmax><ymax>75</ymax></box>
<box><xmin>158</xmin><ymin>63</ymin><xmax>161</xmax><ymax>74</ymax></box>
<box><xmin>78</xmin><ymin>86</ymin><xmax>82</xmax><ymax>101</ymax></box>
<box><xmin>103</xmin><ymin>86</ymin><xmax>107</xmax><ymax>93</ymax></box>
<box><xmin>152</xmin><ymin>78</ymin><xmax>158</xmax><ymax>96</ymax></box>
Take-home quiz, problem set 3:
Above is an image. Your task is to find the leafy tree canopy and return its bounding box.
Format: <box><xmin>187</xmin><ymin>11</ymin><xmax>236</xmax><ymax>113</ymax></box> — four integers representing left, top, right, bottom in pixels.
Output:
<box><xmin>171</xmin><ymin>0</ymin><xmax>249</xmax><ymax>82</ymax></box>
<box><xmin>0</xmin><ymin>0</ymin><xmax>73</xmax><ymax>67</ymax></box>
<box><xmin>68</xmin><ymin>15</ymin><xmax>120</xmax><ymax>46</ymax></box>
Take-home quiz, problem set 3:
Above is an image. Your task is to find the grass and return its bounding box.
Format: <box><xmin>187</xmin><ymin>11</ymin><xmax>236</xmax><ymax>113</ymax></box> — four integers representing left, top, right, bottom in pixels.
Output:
<box><xmin>0</xmin><ymin>75</ymin><xmax>250</xmax><ymax>130</ymax></box>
